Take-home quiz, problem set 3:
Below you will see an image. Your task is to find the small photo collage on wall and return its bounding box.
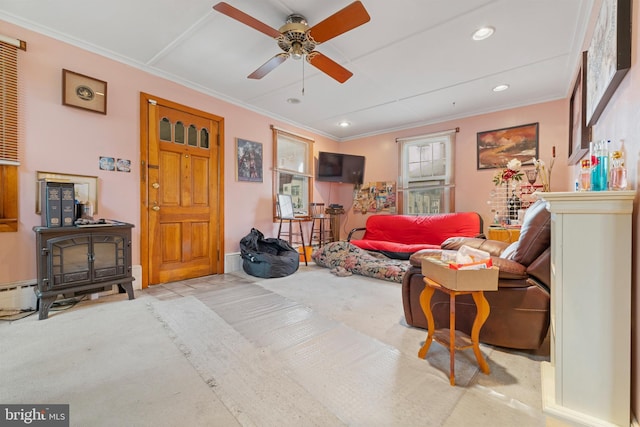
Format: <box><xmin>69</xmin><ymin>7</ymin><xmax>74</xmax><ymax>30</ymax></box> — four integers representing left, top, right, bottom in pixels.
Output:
<box><xmin>99</xmin><ymin>156</ymin><xmax>131</xmax><ymax>172</ymax></box>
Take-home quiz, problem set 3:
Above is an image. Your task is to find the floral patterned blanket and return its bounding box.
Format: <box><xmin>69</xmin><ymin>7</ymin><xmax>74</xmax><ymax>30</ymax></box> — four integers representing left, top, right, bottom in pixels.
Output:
<box><xmin>311</xmin><ymin>241</ymin><xmax>410</xmax><ymax>283</ymax></box>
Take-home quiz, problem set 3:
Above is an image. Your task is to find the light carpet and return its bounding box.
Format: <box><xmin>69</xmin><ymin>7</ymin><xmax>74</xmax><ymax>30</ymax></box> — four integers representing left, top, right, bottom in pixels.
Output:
<box><xmin>153</xmin><ymin>265</ymin><xmax>547</xmax><ymax>426</ymax></box>
<box><xmin>0</xmin><ymin>265</ymin><xmax>548</xmax><ymax>426</ymax></box>
<box><xmin>0</xmin><ymin>297</ymin><xmax>240</xmax><ymax>426</ymax></box>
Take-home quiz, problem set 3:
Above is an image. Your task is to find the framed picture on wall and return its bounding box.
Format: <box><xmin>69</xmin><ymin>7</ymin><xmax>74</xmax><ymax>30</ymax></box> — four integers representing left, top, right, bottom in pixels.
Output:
<box><xmin>585</xmin><ymin>0</ymin><xmax>631</xmax><ymax>126</ymax></box>
<box><xmin>62</xmin><ymin>69</ymin><xmax>107</xmax><ymax>114</ymax></box>
<box><xmin>476</xmin><ymin>123</ymin><xmax>539</xmax><ymax>170</ymax></box>
<box><xmin>568</xmin><ymin>51</ymin><xmax>592</xmax><ymax>165</ymax></box>
<box><xmin>236</xmin><ymin>138</ymin><xmax>263</xmax><ymax>182</ymax></box>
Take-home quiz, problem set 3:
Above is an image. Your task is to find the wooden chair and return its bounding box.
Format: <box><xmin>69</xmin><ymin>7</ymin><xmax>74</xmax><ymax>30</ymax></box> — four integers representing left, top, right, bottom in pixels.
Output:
<box><xmin>276</xmin><ymin>194</ymin><xmax>308</xmax><ymax>266</ymax></box>
<box><xmin>309</xmin><ymin>202</ymin><xmax>333</xmax><ymax>247</ymax></box>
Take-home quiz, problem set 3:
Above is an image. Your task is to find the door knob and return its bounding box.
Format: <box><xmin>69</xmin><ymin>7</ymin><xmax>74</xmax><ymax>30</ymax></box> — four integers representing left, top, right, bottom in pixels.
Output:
<box><xmin>152</xmin><ymin>202</ymin><xmax>160</xmax><ymax>211</ymax></box>
<box><xmin>152</xmin><ymin>182</ymin><xmax>160</xmax><ymax>189</ymax></box>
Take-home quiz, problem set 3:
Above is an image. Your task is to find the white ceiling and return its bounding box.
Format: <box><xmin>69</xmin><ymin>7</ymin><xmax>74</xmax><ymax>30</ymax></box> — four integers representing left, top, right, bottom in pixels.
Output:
<box><xmin>0</xmin><ymin>0</ymin><xmax>594</xmax><ymax>140</ymax></box>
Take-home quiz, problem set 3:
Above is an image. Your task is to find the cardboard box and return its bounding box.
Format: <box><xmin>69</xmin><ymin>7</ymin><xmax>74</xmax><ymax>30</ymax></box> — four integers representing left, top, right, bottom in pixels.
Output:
<box><xmin>421</xmin><ymin>258</ymin><xmax>498</xmax><ymax>291</ymax></box>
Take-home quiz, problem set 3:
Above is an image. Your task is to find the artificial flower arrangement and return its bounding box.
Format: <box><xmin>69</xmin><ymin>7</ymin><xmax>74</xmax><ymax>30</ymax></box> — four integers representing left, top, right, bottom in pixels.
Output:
<box><xmin>532</xmin><ymin>146</ymin><xmax>556</xmax><ymax>192</ymax></box>
<box><xmin>492</xmin><ymin>158</ymin><xmax>524</xmax><ymax>186</ymax></box>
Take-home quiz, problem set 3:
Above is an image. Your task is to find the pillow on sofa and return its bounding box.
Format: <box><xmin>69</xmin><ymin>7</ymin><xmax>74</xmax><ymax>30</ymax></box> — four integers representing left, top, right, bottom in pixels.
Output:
<box><xmin>501</xmin><ymin>199</ymin><xmax>550</xmax><ymax>266</ymax></box>
<box><xmin>441</xmin><ymin>237</ymin><xmax>510</xmax><ymax>257</ymax></box>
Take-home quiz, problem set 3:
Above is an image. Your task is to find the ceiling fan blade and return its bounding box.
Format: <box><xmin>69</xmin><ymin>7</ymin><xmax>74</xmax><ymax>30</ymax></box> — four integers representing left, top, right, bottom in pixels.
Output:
<box><xmin>213</xmin><ymin>2</ymin><xmax>281</xmax><ymax>39</ymax></box>
<box><xmin>307</xmin><ymin>52</ymin><xmax>353</xmax><ymax>83</ymax></box>
<box><xmin>307</xmin><ymin>1</ymin><xmax>370</xmax><ymax>44</ymax></box>
<box><xmin>248</xmin><ymin>54</ymin><xmax>289</xmax><ymax>79</ymax></box>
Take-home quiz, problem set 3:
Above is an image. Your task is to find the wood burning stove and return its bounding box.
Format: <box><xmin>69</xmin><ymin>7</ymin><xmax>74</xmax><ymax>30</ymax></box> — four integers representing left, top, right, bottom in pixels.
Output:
<box><xmin>33</xmin><ymin>222</ymin><xmax>134</xmax><ymax>319</ymax></box>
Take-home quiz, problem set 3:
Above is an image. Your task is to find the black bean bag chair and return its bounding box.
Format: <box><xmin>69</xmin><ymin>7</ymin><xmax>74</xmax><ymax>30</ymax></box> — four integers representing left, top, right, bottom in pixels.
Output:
<box><xmin>240</xmin><ymin>228</ymin><xmax>299</xmax><ymax>278</ymax></box>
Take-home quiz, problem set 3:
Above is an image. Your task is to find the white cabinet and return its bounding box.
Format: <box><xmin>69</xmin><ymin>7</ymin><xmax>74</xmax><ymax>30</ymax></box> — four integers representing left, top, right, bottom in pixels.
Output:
<box><xmin>538</xmin><ymin>191</ymin><xmax>635</xmax><ymax>427</ymax></box>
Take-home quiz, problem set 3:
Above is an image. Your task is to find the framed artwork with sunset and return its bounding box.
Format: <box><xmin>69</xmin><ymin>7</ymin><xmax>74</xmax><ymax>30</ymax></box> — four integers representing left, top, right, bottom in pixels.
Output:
<box><xmin>477</xmin><ymin>123</ymin><xmax>539</xmax><ymax>170</ymax></box>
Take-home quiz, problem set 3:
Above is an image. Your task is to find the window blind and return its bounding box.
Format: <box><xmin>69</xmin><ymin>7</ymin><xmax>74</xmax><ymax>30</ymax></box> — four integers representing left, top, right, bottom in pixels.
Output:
<box><xmin>0</xmin><ymin>41</ymin><xmax>19</xmax><ymax>165</ymax></box>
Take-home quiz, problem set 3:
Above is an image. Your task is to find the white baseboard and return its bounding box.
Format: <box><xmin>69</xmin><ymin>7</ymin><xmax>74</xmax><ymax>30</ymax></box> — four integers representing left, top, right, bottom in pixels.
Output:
<box><xmin>225</xmin><ymin>252</ymin><xmax>242</xmax><ymax>273</ymax></box>
<box><xmin>0</xmin><ymin>265</ymin><xmax>143</xmax><ymax>311</ymax></box>
<box><xmin>0</xmin><ymin>280</ymin><xmax>37</xmax><ymax>311</ymax></box>
<box><xmin>0</xmin><ymin>259</ymin><xmax>239</xmax><ymax>310</ymax></box>
<box><xmin>132</xmin><ymin>264</ymin><xmax>142</xmax><ymax>290</ymax></box>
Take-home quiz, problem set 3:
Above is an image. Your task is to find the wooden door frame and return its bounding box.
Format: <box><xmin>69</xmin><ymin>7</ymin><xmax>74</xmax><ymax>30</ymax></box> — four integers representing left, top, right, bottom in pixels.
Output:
<box><xmin>139</xmin><ymin>92</ymin><xmax>225</xmax><ymax>288</ymax></box>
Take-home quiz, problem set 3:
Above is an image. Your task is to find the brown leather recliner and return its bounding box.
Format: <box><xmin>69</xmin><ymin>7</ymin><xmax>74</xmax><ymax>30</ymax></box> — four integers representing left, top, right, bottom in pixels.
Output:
<box><xmin>401</xmin><ymin>199</ymin><xmax>551</xmax><ymax>350</ymax></box>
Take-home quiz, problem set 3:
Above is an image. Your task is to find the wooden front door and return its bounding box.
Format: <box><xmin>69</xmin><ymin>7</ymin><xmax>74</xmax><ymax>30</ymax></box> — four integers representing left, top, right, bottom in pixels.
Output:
<box><xmin>140</xmin><ymin>93</ymin><xmax>224</xmax><ymax>286</ymax></box>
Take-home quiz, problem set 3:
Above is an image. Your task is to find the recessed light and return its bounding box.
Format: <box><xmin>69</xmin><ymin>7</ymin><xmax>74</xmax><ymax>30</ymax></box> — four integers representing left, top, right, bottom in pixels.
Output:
<box><xmin>338</xmin><ymin>121</ymin><xmax>351</xmax><ymax>128</ymax></box>
<box><xmin>286</xmin><ymin>98</ymin><xmax>301</xmax><ymax>104</ymax></box>
<box><xmin>493</xmin><ymin>84</ymin><xmax>510</xmax><ymax>92</ymax></box>
<box><xmin>472</xmin><ymin>26</ymin><xmax>495</xmax><ymax>41</ymax></box>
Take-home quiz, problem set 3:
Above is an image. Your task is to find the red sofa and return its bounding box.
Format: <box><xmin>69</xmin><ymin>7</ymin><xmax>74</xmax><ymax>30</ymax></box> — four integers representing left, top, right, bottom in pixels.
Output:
<box><xmin>347</xmin><ymin>212</ymin><xmax>483</xmax><ymax>260</ymax></box>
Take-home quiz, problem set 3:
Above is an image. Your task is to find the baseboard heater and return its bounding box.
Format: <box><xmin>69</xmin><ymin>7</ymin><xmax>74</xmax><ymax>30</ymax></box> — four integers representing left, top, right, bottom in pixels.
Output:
<box><xmin>0</xmin><ymin>280</ymin><xmax>38</xmax><ymax>311</ymax></box>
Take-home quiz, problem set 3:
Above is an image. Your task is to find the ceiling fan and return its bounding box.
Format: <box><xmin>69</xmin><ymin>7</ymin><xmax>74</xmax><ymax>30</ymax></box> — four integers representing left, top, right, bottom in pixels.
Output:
<box><xmin>212</xmin><ymin>1</ymin><xmax>370</xmax><ymax>83</ymax></box>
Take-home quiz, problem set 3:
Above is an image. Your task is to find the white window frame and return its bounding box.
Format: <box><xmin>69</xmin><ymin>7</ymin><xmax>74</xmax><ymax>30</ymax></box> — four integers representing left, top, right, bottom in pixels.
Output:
<box><xmin>398</xmin><ymin>130</ymin><xmax>455</xmax><ymax>214</ymax></box>
<box><xmin>272</xmin><ymin>126</ymin><xmax>313</xmax><ymax>219</ymax></box>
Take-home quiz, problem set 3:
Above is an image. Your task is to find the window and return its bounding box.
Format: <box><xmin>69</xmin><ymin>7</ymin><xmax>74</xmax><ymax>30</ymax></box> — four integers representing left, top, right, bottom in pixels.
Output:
<box><xmin>0</xmin><ymin>37</ymin><xmax>25</xmax><ymax>232</ymax></box>
<box><xmin>272</xmin><ymin>126</ymin><xmax>313</xmax><ymax>219</ymax></box>
<box><xmin>158</xmin><ymin>116</ymin><xmax>210</xmax><ymax>149</ymax></box>
<box><xmin>398</xmin><ymin>130</ymin><xmax>455</xmax><ymax>215</ymax></box>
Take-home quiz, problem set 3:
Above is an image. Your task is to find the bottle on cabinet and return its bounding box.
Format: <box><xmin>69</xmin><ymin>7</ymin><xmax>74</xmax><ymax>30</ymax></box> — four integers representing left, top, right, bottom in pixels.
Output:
<box><xmin>590</xmin><ymin>140</ymin><xmax>608</xmax><ymax>191</ymax></box>
<box><xmin>579</xmin><ymin>159</ymin><xmax>591</xmax><ymax>191</ymax></box>
<box><xmin>609</xmin><ymin>150</ymin><xmax>628</xmax><ymax>190</ymax></box>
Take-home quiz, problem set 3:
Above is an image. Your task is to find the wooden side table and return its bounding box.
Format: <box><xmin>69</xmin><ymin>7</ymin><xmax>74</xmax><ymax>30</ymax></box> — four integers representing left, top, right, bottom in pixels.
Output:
<box><xmin>487</xmin><ymin>227</ymin><xmax>520</xmax><ymax>243</ymax></box>
<box><xmin>418</xmin><ymin>277</ymin><xmax>491</xmax><ymax>386</ymax></box>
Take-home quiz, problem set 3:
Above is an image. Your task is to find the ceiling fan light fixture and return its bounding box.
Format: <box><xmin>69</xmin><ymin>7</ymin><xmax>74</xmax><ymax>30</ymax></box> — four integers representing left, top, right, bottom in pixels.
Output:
<box><xmin>290</xmin><ymin>42</ymin><xmax>304</xmax><ymax>60</ymax></box>
<box><xmin>493</xmin><ymin>84</ymin><xmax>510</xmax><ymax>92</ymax></box>
<box><xmin>472</xmin><ymin>26</ymin><xmax>495</xmax><ymax>41</ymax></box>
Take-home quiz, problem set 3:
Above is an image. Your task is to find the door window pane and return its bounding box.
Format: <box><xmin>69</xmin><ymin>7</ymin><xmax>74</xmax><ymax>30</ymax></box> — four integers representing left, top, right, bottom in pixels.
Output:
<box><xmin>188</xmin><ymin>125</ymin><xmax>198</xmax><ymax>146</ymax></box>
<box><xmin>200</xmin><ymin>128</ymin><xmax>209</xmax><ymax>148</ymax></box>
<box><xmin>159</xmin><ymin>117</ymin><xmax>172</xmax><ymax>141</ymax></box>
<box><xmin>175</xmin><ymin>121</ymin><xmax>185</xmax><ymax>144</ymax></box>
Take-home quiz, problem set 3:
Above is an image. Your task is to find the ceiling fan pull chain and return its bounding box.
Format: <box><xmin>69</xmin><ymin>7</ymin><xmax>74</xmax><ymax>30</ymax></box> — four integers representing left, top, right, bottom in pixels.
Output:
<box><xmin>302</xmin><ymin>58</ymin><xmax>305</xmax><ymax>96</ymax></box>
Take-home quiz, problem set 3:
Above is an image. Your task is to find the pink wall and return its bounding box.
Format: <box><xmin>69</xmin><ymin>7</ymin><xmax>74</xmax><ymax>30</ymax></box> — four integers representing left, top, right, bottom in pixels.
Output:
<box><xmin>0</xmin><ymin>20</ymin><xmax>338</xmax><ymax>283</ymax></box>
<box><xmin>0</xmin><ymin>20</ymin><xmax>573</xmax><ymax>278</ymax></box>
<box><xmin>338</xmin><ymin>100</ymin><xmax>569</xmax><ymax>235</ymax></box>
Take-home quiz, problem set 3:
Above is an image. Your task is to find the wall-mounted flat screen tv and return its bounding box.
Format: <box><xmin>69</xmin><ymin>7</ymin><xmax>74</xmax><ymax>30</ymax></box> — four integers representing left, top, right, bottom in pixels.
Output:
<box><xmin>316</xmin><ymin>151</ymin><xmax>365</xmax><ymax>185</ymax></box>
